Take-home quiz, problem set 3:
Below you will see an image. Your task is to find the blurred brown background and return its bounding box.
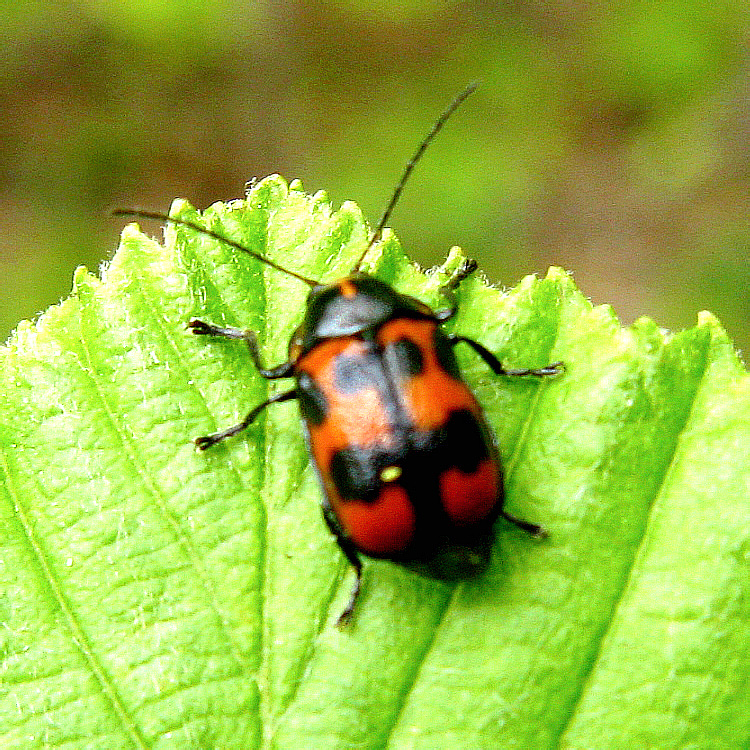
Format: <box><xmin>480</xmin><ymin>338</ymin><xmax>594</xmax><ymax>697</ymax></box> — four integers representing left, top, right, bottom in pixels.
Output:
<box><xmin>1</xmin><ymin>1</ymin><xmax>748</xmax><ymax>357</ymax></box>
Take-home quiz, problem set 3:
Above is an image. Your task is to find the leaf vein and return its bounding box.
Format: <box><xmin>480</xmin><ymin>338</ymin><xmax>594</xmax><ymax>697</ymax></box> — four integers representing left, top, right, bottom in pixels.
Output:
<box><xmin>78</xmin><ymin>269</ymin><xmax>259</xmax><ymax>682</ymax></box>
<box><xmin>0</xmin><ymin>441</ymin><xmax>151</xmax><ymax>749</ymax></box>
<box><xmin>553</xmin><ymin>339</ymin><xmax>712</xmax><ymax>743</ymax></box>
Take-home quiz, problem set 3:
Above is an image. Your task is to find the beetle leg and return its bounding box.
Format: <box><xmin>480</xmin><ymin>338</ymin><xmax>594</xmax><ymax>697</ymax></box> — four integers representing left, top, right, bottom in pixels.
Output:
<box><xmin>194</xmin><ymin>388</ymin><xmax>298</xmax><ymax>450</ymax></box>
<box><xmin>322</xmin><ymin>504</ymin><xmax>364</xmax><ymax>627</ymax></box>
<box><xmin>449</xmin><ymin>335</ymin><xmax>564</xmax><ymax>378</ymax></box>
<box><xmin>434</xmin><ymin>258</ymin><xmax>478</xmax><ymax>321</ymax></box>
<box><xmin>501</xmin><ymin>509</ymin><xmax>548</xmax><ymax>539</ymax></box>
<box><xmin>189</xmin><ymin>319</ymin><xmax>295</xmax><ymax>378</ymax></box>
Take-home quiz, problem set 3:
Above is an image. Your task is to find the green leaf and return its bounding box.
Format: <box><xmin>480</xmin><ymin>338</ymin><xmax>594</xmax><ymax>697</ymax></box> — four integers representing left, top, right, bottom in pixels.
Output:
<box><xmin>1</xmin><ymin>174</ymin><xmax>749</xmax><ymax>748</ymax></box>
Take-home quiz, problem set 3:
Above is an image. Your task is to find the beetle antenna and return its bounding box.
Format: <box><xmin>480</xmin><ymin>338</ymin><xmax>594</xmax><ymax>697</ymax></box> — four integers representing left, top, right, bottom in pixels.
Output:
<box><xmin>352</xmin><ymin>81</ymin><xmax>478</xmax><ymax>272</ymax></box>
<box><xmin>112</xmin><ymin>208</ymin><xmax>321</xmax><ymax>288</ymax></box>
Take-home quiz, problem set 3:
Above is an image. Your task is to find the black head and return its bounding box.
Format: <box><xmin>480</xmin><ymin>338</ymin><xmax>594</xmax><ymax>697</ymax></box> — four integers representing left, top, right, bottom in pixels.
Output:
<box><xmin>290</xmin><ymin>274</ymin><xmax>434</xmax><ymax>358</ymax></box>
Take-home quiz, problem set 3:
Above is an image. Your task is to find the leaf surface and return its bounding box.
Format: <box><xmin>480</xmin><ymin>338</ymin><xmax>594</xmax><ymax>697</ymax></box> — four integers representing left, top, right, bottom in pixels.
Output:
<box><xmin>1</xmin><ymin>175</ymin><xmax>748</xmax><ymax>749</ymax></box>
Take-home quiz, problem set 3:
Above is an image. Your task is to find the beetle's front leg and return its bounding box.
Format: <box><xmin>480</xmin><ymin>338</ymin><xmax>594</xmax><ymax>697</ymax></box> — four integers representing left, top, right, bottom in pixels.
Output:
<box><xmin>188</xmin><ymin>319</ymin><xmax>295</xmax><ymax>378</ymax></box>
<box><xmin>434</xmin><ymin>258</ymin><xmax>478</xmax><ymax>322</ymax></box>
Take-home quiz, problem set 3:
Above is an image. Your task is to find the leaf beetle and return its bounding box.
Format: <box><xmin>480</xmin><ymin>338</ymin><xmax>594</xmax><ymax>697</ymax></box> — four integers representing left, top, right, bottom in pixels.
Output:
<box><xmin>116</xmin><ymin>83</ymin><xmax>563</xmax><ymax>626</ymax></box>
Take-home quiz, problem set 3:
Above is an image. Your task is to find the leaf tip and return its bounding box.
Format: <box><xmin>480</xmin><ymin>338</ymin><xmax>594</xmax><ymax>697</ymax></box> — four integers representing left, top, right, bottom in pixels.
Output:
<box><xmin>72</xmin><ymin>265</ymin><xmax>93</xmax><ymax>289</ymax></box>
<box><xmin>430</xmin><ymin>246</ymin><xmax>468</xmax><ymax>279</ymax></box>
<box><xmin>544</xmin><ymin>266</ymin><xmax>574</xmax><ymax>286</ymax></box>
<box><xmin>119</xmin><ymin>222</ymin><xmax>146</xmax><ymax>241</ymax></box>
<box><xmin>168</xmin><ymin>197</ymin><xmax>193</xmax><ymax>217</ymax></box>
<box><xmin>697</xmin><ymin>310</ymin><xmax>721</xmax><ymax>329</ymax></box>
<box><xmin>338</xmin><ymin>199</ymin><xmax>367</xmax><ymax>227</ymax></box>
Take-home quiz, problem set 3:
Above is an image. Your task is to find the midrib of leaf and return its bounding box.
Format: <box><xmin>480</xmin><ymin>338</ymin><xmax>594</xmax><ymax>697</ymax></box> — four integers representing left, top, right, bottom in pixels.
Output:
<box><xmin>553</xmin><ymin>333</ymin><xmax>712</xmax><ymax>744</ymax></box>
<box><xmin>250</xmin><ymin>183</ymin><xmax>407</xmax><ymax>742</ymax></box>
<box><xmin>0</xmin><ymin>410</ymin><xmax>150</xmax><ymax>750</ymax></box>
<box><xmin>258</xmin><ymin>451</ymin><xmax>357</xmax><ymax>738</ymax></box>
<box><xmin>377</xmin><ymin>272</ymin><xmax>565</xmax><ymax>748</ymax></box>
<box><xmin>250</xmin><ymin>186</ymin><xmax>362</xmax><ymax>741</ymax></box>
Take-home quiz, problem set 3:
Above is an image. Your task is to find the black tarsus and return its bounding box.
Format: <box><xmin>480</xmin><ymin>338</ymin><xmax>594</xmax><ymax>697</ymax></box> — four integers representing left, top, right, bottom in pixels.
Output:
<box><xmin>501</xmin><ymin>509</ymin><xmax>548</xmax><ymax>539</ymax></box>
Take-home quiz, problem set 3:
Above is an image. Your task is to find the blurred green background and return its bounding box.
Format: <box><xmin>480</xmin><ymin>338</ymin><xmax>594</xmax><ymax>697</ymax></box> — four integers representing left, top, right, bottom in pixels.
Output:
<box><xmin>1</xmin><ymin>1</ymin><xmax>748</xmax><ymax>357</ymax></box>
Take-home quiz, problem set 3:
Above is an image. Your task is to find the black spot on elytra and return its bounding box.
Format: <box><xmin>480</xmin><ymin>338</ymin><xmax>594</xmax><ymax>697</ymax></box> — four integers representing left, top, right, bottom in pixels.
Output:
<box><xmin>434</xmin><ymin>328</ymin><xmax>462</xmax><ymax>379</ymax></box>
<box><xmin>330</xmin><ymin>449</ymin><xmax>382</xmax><ymax>502</ymax></box>
<box><xmin>297</xmin><ymin>372</ymin><xmax>328</xmax><ymax>426</ymax></box>
<box><xmin>441</xmin><ymin>410</ymin><xmax>489</xmax><ymax>474</ymax></box>
<box><xmin>385</xmin><ymin>337</ymin><xmax>424</xmax><ymax>377</ymax></box>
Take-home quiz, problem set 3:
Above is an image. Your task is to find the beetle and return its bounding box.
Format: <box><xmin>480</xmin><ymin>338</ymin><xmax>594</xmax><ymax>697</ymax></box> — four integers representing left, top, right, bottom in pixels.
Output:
<box><xmin>115</xmin><ymin>83</ymin><xmax>562</xmax><ymax>625</ymax></box>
